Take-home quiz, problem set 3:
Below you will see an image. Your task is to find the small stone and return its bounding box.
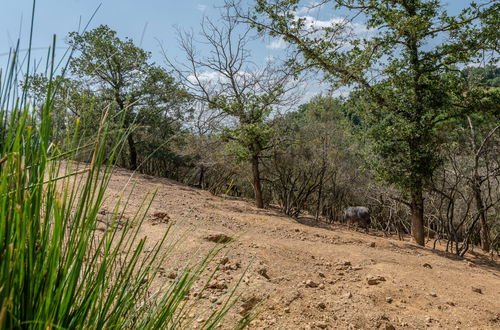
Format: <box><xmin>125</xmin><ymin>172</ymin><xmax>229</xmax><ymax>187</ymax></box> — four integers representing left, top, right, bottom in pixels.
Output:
<box><xmin>210</xmin><ymin>296</ymin><xmax>218</xmax><ymax>303</ymax></box>
<box><xmin>386</xmin><ymin>297</ymin><xmax>393</xmax><ymax>303</ymax></box>
<box><xmin>446</xmin><ymin>301</ymin><xmax>456</xmax><ymax>306</ymax></box>
<box><xmin>429</xmin><ymin>292</ymin><xmax>437</xmax><ymax>297</ymax></box>
<box><xmin>258</xmin><ymin>267</ymin><xmax>270</xmax><ymax>280</ymax></box>
<box><xmin>425</xmin><ymin>316</ymin><xmax>432</xmax><ymax>323</ymax></box>
<box><xmin>305</xmin><ymin>280</ymin><xmax>319</xmax><ymax>288</ymax></box>
<box><xmin>423</xmin><ymin>263</ymin><xmax>432</xmax><ymax>269</ymax></box>
<box><xmin>316</xmin><ymin>322</ymin><xmax>328</xmax><ymax>329</ymax></box>
<box><xmin>220</xmin><ymin>256</ymin><xmax>229</xmax><ymax>265</ymax></box>
<box><xmin>471</xmin><ymin>287</ymin><xmax>482</xmax><ymax>294</ymax></box>
<box><xmin>345</xmin><ymin>292</ymin><xmax>353</xmax><ymax>299</ymax></box>
<box><xmin>284</xmin><ymin>307</ymin><xmax>291</xmax><ymax>313</ymax></box>
<box><xmin>167</xmin><ymin>272</ymin><xmax>177</xmax><ymax>279</ymax></box>
<box><xmin>319</xmin><ymin>272</ymin><xmax>326</xmax><ymax>278</ymax></box>
<box><xmin>319</xmin><ymin>283</ymin><xmax>325</xmax><ymax>290</ymax></box>
<box><xmin>385</xmin><ymin>324</ymin><xmax>396</xmax><ymax>330</ymax></box>
<box><xmin>317</xmin><ymin>302</ymin><xmax>326</xmax><ymax>309</ymax></box>
<box><xmin>369</xmin><ymin>242</ymin><xmax>376</xmax><ymax>247</ymax></box>
<box><xmin>367</xmin><ymin>275</ymin><xmax>386</xmax><ymax>285</ymax></box>
<box><xmin>208</xmin><ymin>281</ymin><xmax>227</xmax><ymax>290</ymax></box>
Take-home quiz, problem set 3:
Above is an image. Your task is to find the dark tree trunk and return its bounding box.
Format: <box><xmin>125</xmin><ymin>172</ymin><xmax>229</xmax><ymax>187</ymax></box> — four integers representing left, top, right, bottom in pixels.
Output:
<box><xmin>410</xmin><ymin>187</ymin><xmax>425</xmax><ymax>246</ymax></box>
<box><xmin>198</xmin><ymin>166</ymin><xmax>205</xmax><ymax>188</ymax></box>
<box><xmin>473</xmin><ymin>176</ymin><xmax>490</xmax><ymax>252</ymax></box>
<box><xmin>251</xmin><ymin>154</ymin><xmax>264</xmax><ymax>208</ymax></box>
<box><xmin>127</xmin><ymin>133</ymin><xmax>138</xmax><ymax>170</ymax></box>
<box><xmin>115</xmin><ymin>94</ymin><xmax>138</xmax><ymax>171</ymax></box>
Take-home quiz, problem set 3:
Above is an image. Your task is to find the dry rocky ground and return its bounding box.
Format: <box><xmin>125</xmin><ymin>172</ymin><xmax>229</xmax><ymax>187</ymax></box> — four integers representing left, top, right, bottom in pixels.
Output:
<box><xmin>98</xmin><ymin>167</ymin><xmax>500</xmax><ymax>330</ymax></box>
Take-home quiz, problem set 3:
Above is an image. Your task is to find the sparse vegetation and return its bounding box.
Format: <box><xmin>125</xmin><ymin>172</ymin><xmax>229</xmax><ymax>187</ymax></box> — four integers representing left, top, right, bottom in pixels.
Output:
<box><xmin>1</xmin><ymin>0</ymin><xmax>499</xmax><ymax>328</ymax></box>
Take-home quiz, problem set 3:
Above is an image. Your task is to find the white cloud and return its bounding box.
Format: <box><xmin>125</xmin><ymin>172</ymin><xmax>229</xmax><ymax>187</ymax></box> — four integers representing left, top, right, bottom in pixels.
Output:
<box><xmin>294</xmin><ymin>1</ymin><xmax>327</xmax><ymax>16</ymax></box>
<box><xmin>298</xmin><ymin>15</ymin><xmax>371</xmax><ymax>35</ymax></box>
<box><xmin>266</xmin><ymin>38</ymin><xmax>287</xmax><ymax>50</ymax></box>
<box><xmin>196</xmin><ymin>4</ymin><xmax>207</xmax><ymax>11</ymax></box>
<box><xmin>187</xmin><ymin>71</ymin><xmax>223</xmax><ymax>84</ymax></box>
<box><xmin>265</xmin><ymin>55</ymin><xmax>276</xmax><ymax>62</ymax></box>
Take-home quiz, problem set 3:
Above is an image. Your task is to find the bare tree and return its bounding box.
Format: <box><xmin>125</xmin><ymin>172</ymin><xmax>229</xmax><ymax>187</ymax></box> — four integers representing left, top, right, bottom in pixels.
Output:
<box><xmin>165</xmin><ymin>9</ymin><xmax>300</xmax><ymax>208</ymax></box>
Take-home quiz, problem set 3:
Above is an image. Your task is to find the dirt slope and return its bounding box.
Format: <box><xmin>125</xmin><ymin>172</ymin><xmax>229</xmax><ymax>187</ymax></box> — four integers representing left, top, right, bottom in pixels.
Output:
<box><xmin>100</xmin><ymin>167</ymin><xmax>500</xmax><ymax>330</ymax></box>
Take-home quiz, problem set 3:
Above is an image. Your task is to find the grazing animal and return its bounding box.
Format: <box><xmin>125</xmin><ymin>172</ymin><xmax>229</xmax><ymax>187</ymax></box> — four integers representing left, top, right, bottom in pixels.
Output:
<box><xmin>344</xmin><ymin>206</ymin><xmax>371</xmax><ymax>231</ymax></box>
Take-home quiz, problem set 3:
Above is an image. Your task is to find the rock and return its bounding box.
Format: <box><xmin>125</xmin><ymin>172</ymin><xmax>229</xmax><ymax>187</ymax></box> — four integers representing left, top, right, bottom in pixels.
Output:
<box><xmin>167</xmin><ymin>272</ymin><xmax>177</xmax><ymax>279</ymax></box>
<box><xmin>423</xmin><ymin>263</ymin><xmax>432</xmax><ymax>269</ymax></box>
<box><xmin>258</xmin><ymin>267</ymin><xmax>270</xmax><ymax>280</ymax></box>
<box><xmin>315</xmin><ymin>322</ymin><xmax>328</xmax><ymax>329</ymax></box>
<box><xmin>367</xmin><ymin>275</ymin><xmax>386</xmax><ymax>285</ymax></box>
<box><xmin>319</xmin><ymin>272</ymin><xmax>326</xmax><ymax>278</ymax></box>
<box><xmin>385</xmin><ymin>324</ymin><xmax>396</xmax><ymax>330</ymax></box>
<box><xmin>305</xmin><ymin>280</ymin><xmax>319</xmax><ymax>288</ymax></box>
<box><xmin>208</xmin><ymin>281</ymin><xmax>227</xmax><ymax>290</ymax></box>
<box><xmin>425</xmin><ymin>316</ymin><xmax>432</xmax><ymax>323</ymax></box>
<box><xmin>204</xmin><ymin>233</ymin><xmax>232</xmax><ymax>244</ymax></box>
<box><xmin>284</xmin><ymin>307</ymin><xmax>291</xmax><ymax>313</ymax></box>
<box><xmin>239</xmin><ymin>296</ymin><xmax>261</xmax><ymax>316</ymax></box>
<box><xmin>220</xmin><ymin>256</ymin><xmax>229</xmax><ymax>265</ymax></box>
<box><xmin>369</xmin><ymin>242</ymin><xmax>376</xmax><ymax>247</ymax></box>
<box><xmin>319</xmin><ymin>283</ymin><xmax>325</xmax><ymax>290</ymax></box>
<box><xmin>446</xmin><ymin>301</ymin><xmax>456</xmax><ymax>306</ymax></box>
<box><xmin>429</xmin><ymin>292</ymin><xmax>437</xmax><ymax>297</ymax></box>
<box><xmin>471</xmin><ymin>287</ymin><xmax>482</xmax><ymax>294</ymax></box>
<box><xmin>317</xmin><ymin>302</ymin><xmax>327</xmax><ymax>309</ymax></box>
<box><xmin>210</xmin><ymin>296</ymin><xmax>218</xmax><ymax>303</ymax></box>
<box><xmin>386</xmin><ymin>297</ymin><xmax>393</xmax><ymax>303</ymax></box>
<box><xmin>345</xmin><ymin>292</ymin><xmax>353</xmax><ymax>299</ymax></box>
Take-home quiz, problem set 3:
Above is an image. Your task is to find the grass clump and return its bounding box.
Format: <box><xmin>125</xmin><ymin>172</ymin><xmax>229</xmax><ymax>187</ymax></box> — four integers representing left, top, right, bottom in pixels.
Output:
<box><xmin>0</xmin><ymin>34</ymin><xmax>247</xmax><ymax>329</ymax></box>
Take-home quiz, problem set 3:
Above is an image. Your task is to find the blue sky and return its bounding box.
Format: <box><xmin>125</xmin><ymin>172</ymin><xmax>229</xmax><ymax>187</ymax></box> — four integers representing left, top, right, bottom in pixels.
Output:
<box><xmin>0</xmin><ymin>0</ymin><xmax>274</xmax><ymax>67</ymax></box>
<box><xmin>1</xmin><ymin>0</ymin><xmax>478</xmax><ymax>63</ymax></box>
<box><xmin>0</xmin><ymin>0</ymin><xmax>485</xmax><ymax>100</ymax></box>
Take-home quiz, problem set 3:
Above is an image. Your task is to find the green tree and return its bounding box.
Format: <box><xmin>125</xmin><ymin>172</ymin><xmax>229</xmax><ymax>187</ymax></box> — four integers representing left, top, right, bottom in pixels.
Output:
<box><xmin>170</xmin><ymin>13</ymin><xmax>297</xmax><ymax>208</ymax></box>
<box><xmin>68</xmin><ymin>25</ymin><xmax>190</xmax><ymax>170</ymax></box>
<box><xmin>236</xmin><ymin>0</ymin><xmax>499</xmax><ymax>245</ymax></box>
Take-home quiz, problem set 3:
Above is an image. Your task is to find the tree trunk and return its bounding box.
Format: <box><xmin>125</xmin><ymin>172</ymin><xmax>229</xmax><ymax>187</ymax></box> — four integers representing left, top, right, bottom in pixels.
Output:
<box><xmin>251</xmin><ymin>154</ymin><xmax>264</xmax><ymax>208</ymax></box>
<box><xmin>473</xmin><ymin>176</ymin><xmax>490</xmax><ymax>252</ymax></box>
<box><xmin>410</xmin><ymin>187</ymin><xmax>425</xmax><ymax>246</ymax></box>
<box><xmin>127</xmin><ymin>133</ymin><xmax>138</xmax><ymax>170</ymax></box>
<box><xmin>198</xmin><ymin>166</ymin><xmax>205</xmax><ymax>188</ymax></box>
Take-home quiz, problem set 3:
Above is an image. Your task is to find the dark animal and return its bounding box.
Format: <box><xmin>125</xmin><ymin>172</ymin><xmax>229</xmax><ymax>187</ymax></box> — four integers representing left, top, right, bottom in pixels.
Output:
<box><xmin>344</xmin><ymin>206</ymin><xmax>371</xmax><ymax>231</ymax></box>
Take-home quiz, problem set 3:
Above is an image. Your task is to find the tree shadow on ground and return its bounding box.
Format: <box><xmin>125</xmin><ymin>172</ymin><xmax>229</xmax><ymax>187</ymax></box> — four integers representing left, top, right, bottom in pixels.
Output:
<box><xmin>400</xmin><ymin>243</ymin><xmax>500</xmax><ymax>272</ymax></box>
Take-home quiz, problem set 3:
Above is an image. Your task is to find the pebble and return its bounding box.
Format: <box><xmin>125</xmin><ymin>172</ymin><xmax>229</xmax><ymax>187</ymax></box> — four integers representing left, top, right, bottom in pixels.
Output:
<box><xmin>367</xmin><ymin>275</ymin><xmax>386</xmax><ymax>285</ymax></box>
<box><xmin>305</xmin><ymin>280</ymin><xmax>319</xmax><ymax>288</ymax></box>
<box><xmin>471</xmin><ymin>287</ymin><xmax>482</xmax><ymax>294</ymax></box>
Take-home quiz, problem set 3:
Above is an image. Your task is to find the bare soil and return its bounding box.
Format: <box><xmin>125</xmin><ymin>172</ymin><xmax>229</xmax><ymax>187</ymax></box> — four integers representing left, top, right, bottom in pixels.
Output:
<box><xmin>100</xmin><ymin>167</ymin><xmax>500</xmax><ymax>330</ymax></box>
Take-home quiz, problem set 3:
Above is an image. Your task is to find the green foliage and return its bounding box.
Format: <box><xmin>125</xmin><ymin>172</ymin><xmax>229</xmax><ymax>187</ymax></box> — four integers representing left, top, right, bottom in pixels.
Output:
<box><xmin>67</xmin><ymin>25</ymin><xmax>192</xmax><ymax>170</ymax></box>
<box><xmin>0</xmin><ymin>34</ymin><xmax>241</xmax><ymax>330</ymax></box>
<box><xmin>251</xmin><ymin>0</ymin><xmax>499</xmax><ymax>196</ymax></box>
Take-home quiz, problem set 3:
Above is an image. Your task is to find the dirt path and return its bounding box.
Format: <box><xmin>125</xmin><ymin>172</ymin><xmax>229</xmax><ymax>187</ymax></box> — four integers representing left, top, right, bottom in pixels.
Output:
<box><xmin>100</xmin><ymin>168</ymin><xmax>500</xmax><ymax>329</ymax></box>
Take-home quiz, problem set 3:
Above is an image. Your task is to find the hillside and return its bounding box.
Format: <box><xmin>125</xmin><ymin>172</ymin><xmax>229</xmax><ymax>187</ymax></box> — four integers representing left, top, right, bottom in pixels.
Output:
<box><xmin>100</xmin><ymin>167</ymin><xmax>500</xmax><ymax>330</ymax></box>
